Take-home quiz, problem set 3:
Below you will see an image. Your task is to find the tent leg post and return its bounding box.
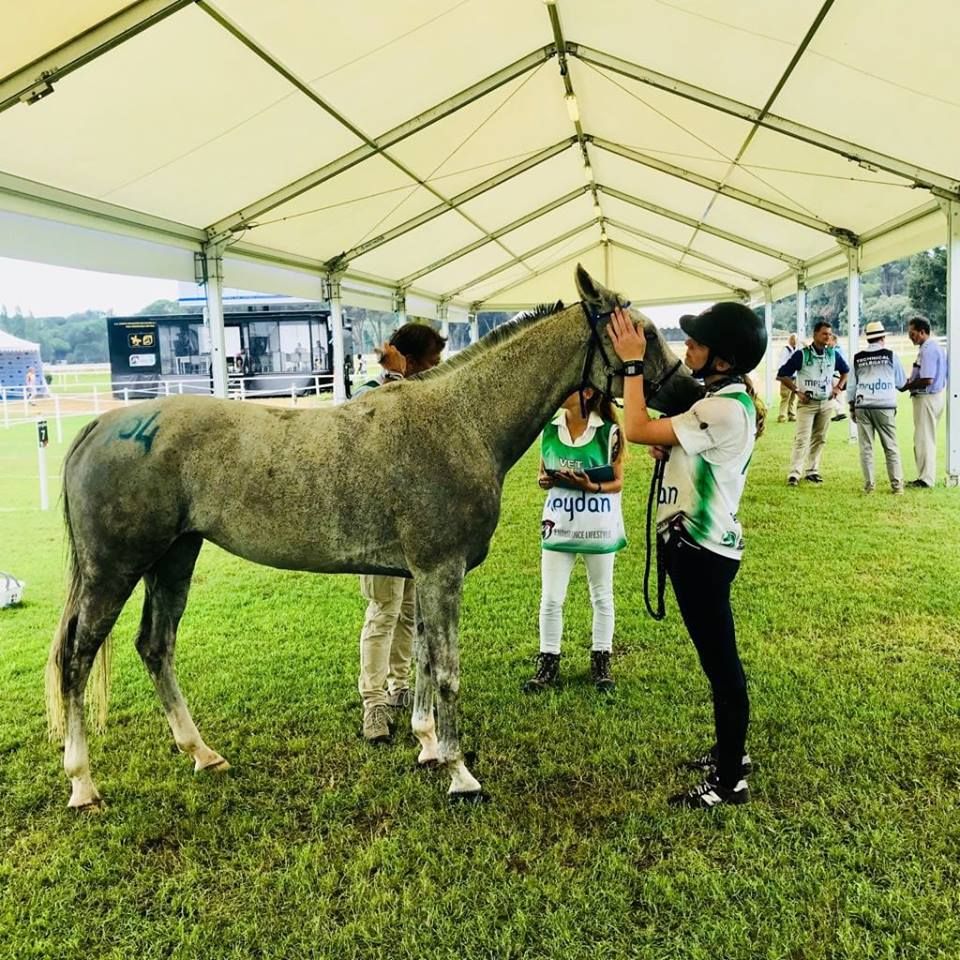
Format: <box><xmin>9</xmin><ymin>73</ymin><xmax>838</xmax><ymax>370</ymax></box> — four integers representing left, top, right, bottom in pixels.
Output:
<box><xmin>846</xmin><ymin>246</ymin><xmax>861</xmax><ymax>444</ymax></box>
<box><xmin>945</xmin><ymin>199</ymin><xmax>960</xmax><ymax>486</ymax></box>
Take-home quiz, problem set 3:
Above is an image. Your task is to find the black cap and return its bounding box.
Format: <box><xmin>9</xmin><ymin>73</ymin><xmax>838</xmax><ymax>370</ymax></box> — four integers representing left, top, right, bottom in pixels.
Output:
<box><xmin>679</xmin><ymin>302</ymin><xmax>767</xmax><ymax>374</ymax></box>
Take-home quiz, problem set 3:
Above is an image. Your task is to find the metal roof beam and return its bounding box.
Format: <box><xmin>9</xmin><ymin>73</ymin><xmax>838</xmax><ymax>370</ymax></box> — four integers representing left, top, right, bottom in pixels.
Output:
<box><xmin>604</xmin><ymin>218</ymin><xmax>765</xmax><ymax>285</ymax></box>
<box><xmin>474</xmin><ymin>240</ymin><xmax>600</xmax><ymax>306</ymax></box>
<box><xmin>445</xmin><ymin>221</ymin><xmax>597</xmax><ymax>299</ymax></box>
<box><xmin>597</xmin><ymin>184</ymin><xmax>805</xmax><ymax>269</ymax></box>
<box><xmin>763</xmin><ymin>199</ymin><xmax>943</xmax><ymax>292</ymax></box>
<box><xmin>396</xmin><ymin>187</ymin><xmax>589</xmax><ymax>287</ymax></box>
<box><xmin>589</xmin><ymin>136</ymin><xmax>855</xmax><ymax>242</ymax></box>
<box><xmin>606</xmin><ymin>240</ymin><xmax>747</xmax><ymax>297</ymax></box>
<box><xmin>544</xmin><ymin>2</ymin><xmax>594</xmax><ymax>177</ymax></box>
<box><xmin>331</xmin><ymin>139</ymin><xmax>576</xmax><ymax>266</ymax></box>
<box><xmin>204</xmin><ymin>40</ymin><xmax>557</xmax><ymax>242</ymax></box>
<box><xmin>0</xmin><ymin>0</ymin><xmax>193</xmax><ymax>115</ymax></box>
<box><xmin>198</xmin><ymin>3</ymin><xmax>561</xmax><ymax>275</ymax></box>
<box><xmin>0</xmin><ymin>168</ymin><xmax>203</xmax><ymax>244</ymax></box>
<box><xmin>568</xmin><ymin>43</ymin><xmax>960</xmax><ymax>202</ymax></box>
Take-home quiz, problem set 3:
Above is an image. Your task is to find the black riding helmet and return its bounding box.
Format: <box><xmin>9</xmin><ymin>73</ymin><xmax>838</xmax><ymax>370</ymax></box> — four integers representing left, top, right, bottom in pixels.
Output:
<box><xmin>679</xmin><ymin>302</ymin><xmax>767</xmax><ymax>377</ymax></box>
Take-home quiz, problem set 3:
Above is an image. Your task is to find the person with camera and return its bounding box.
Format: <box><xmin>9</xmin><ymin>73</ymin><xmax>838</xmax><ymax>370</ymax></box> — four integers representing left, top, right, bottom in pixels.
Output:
<box><xmin>777</xmin><ymin>320</ymin><xmax>848</xmax><ymax>486</ymax></box>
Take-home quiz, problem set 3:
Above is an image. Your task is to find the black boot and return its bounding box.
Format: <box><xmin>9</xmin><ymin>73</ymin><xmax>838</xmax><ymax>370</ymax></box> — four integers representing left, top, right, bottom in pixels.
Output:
<box><xmin>522</xmin><ymin>652</ymin><xmax>560</xmax><ymax>692</ymax></box>
<box><xmin>590</xmin><ymin>650</ymin><xmax>615</xmax><ymax>693</ymax></box>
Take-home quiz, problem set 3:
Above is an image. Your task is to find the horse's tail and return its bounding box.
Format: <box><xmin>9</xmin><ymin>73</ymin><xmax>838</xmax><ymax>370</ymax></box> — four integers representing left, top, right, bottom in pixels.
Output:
<box><xmin>45</xmin><ymin>418</ymin><xmax>112</xmax><ymax>741</ymax></box>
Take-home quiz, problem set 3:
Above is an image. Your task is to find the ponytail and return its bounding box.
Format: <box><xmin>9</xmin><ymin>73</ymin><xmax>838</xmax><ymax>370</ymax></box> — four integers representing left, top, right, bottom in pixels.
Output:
<box><xmin>596</xmin><ymin>394</ymin><xmax>627</xmax><ymax>462</ymax></box>
<box><xmin>743</xmin><ymin>375</ymin><xmax>766</xmax><ymax>438</ymax></box>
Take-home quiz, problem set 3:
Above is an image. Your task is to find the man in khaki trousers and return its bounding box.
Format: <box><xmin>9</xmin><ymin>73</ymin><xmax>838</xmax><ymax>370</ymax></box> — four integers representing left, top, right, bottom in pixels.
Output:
<box><xmin>778</xmin><ymin>321</ymin><xmax>849</xmax><ymax>486</ymax></box>
<box><xmin>353</xmin><ymin>323</ymin><xmax>447</xmax><ymax>742</ymax></box>
<box><xmin>777</xmin><ymin>333</ymin><xmax>799</xmax><ymax>422</ymax></box>
<box><xmin>901</xmin><ymin>315</ymin><xmax>947</xmax><ymax>489</ymax></box>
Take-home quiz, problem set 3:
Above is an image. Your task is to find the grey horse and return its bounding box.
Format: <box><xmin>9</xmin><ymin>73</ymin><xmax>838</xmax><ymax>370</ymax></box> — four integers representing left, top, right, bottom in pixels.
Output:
<box><xmin>46</xmin><ymin>265</ymin><xmax>702</xmax><ymax>810</ymax></box>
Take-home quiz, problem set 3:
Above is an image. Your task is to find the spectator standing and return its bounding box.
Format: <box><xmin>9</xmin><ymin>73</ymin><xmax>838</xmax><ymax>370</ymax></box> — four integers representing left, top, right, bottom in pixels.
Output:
<box><xmin>778</xmin><ymin>321</ymin><xmax>849</xmax><ymax>486</ymax></box>
<box><xmin>776</xmin><ymin>333</ymin><xmax>799</xmax><ymax>422</ymax></box>
<box><xmin>900</xmin><ymin>315</ymin><xmax>946</xmax><ymax>489</ymax></box>
<box><xmin>848</xmin><ymin>320</ymin><xmax>905</xmax><ymax>494</ymax></box>
<box><xmin>25</xmin><ymin>366</ymin><xmax>37</xmax><ymax>405</ymax></box>
<box><xmin>827</xmin><ymin>332</ymin><xmax>848</xmax><ymax>422</ymax></box>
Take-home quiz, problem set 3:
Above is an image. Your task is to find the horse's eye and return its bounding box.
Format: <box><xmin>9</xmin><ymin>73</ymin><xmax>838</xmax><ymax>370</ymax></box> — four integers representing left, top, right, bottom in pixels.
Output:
<box><xmin>644</xmin><ymin>330</ymin><xmax>656</xmax><ymax>341</ymax></box>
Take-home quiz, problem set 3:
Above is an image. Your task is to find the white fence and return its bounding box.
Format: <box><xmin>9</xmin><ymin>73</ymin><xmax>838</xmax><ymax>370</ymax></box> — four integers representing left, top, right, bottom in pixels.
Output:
<box><xmin>1</xmin><ymin>371</ymin><xmax>343</xmax><ymax>432</ymax></box>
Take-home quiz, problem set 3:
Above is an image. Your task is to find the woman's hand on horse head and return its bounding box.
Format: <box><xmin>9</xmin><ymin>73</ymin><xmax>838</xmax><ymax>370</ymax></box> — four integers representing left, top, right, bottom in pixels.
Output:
<box><xmin>609</xmin><ymin>306</ymin><xmax>646</xmax><ymax>362</ymax></box>
<box><xmin>379</xmin><ymin>343</ymin><xmax>407</xmax><ymax>376</ymax></box>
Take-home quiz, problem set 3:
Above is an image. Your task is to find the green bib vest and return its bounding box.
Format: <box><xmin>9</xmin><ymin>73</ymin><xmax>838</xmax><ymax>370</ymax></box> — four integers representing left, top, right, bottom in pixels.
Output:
<box><xmin>540</xmin><ymin>419</ymin><xmax>626</xmax><ymax>554</ymax></box>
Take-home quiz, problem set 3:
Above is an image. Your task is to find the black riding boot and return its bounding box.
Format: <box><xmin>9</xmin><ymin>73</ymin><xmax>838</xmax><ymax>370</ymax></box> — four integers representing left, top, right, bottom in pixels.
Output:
<box><xmin>522</xmin><ymin>652</ymin><xmax>560</xmax><ymax>692</ymax></box>
<box><xmin>590</xmin><ymin>650</ymin><xmax>615</xmax><ymax>692</ymax></box>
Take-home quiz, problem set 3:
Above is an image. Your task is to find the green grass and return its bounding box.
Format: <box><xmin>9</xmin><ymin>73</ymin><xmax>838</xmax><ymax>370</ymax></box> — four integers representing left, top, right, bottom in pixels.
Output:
<box><xmin>1</xmin><ymin>399</ymin><xmax>959</xmax><ymax>959</ymax></box>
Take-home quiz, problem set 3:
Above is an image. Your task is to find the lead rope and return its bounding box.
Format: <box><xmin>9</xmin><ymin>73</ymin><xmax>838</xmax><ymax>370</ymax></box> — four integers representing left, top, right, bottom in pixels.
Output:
<box><xmin>643</xmin><ymin>457</ymin><xmax>667</xmax><ymax>620</ymax></box>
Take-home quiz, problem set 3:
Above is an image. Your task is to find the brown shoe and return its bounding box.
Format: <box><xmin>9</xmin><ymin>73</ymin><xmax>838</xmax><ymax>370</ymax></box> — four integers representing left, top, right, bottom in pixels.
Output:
<box><xmin>362</xmin><ymin>704</ymin><xmax>393</xmax><ymax>744</ymax></box>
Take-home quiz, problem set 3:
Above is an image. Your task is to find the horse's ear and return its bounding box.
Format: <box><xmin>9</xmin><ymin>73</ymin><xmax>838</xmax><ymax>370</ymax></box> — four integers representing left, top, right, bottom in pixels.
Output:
<box><xmin>574</xmin><ymin>263</ymin><xmax>618</xmax><ymax>312</ymax></box>
<box><xmin>574</xmin><ymin>263</ymin><xmax>599</xmax><ymax>303</ymax></box>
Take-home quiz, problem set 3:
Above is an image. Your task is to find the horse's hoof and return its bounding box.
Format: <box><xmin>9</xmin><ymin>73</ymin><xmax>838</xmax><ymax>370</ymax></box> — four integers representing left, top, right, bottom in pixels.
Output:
<box><xmin>448</xmin><ymin>789</ymin><xmax>489</xmax><ymax>805</ymax></box>
<box><xmin>69</xmin><ymin>797</ymin><xmax>105</xmax><ymax>814</ymax></box>
<box><xmin>196</xmin><ymin>757</ymin><xmax>231</xmax><ymax>774</ymax></box>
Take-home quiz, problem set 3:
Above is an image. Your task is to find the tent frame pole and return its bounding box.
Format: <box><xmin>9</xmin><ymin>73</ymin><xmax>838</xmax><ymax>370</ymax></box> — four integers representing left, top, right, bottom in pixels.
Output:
<box><xmin>199</xmin><ymin>242</ymin><xmax>229</xmax><ymax>400</ymax></box>
<box><xmin>944</xmin><ymin>200</ymin><xmax>960</xmax><ymax>485</ymax></box>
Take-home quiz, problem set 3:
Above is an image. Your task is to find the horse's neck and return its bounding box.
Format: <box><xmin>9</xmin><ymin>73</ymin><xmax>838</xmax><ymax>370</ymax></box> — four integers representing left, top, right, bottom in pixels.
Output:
<box><xmin>447</xmin><ymin>310</ymin><xmax>587</xmax><ymax>476</ymax></box>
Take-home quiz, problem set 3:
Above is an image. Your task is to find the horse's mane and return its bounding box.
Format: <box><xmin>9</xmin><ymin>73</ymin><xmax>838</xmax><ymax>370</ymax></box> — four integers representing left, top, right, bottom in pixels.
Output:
<box><xmin>412</xmin><ymin>301</ymin><xmax>566</xmax><ymax>382</ymax></box>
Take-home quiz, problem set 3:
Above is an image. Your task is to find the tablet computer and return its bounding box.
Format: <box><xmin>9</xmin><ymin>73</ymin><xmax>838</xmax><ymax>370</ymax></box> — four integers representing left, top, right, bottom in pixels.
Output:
<box><xmin>545</xmin><ymin>465</ymin><xmax>614</xmax><ymax>483</ymax></box>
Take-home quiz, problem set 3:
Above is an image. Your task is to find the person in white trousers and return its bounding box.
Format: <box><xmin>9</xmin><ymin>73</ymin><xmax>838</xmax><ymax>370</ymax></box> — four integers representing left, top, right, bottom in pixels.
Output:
<box><xmin>900</xmin><ymin>315</ymin><xmax>947</xmax><ymax>489</ymax></box>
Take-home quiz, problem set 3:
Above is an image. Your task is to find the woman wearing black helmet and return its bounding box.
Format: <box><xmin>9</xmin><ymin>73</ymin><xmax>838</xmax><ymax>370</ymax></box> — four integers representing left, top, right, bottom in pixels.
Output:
<box><xmin>609</xmin><ymin>302</ymin><xmax>766</xmax><ymax>810</ymax></box>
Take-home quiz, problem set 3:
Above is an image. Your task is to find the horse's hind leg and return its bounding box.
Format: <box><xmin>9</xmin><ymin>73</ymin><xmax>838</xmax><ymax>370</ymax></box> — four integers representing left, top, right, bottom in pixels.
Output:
<box><xmin>62</xmin><ymin>578</ymin><xmax>138</xmax><ymax>810</ymax></box>
<box><xmin>411</xmin><ymin>597</ymin><xmax>439</xmax><ymax>766</ymax></box>
<box><xmin>415</xmin><ymin>560</ymin><xmax>482</xmax><ymax>800</ymax></box>
<box><xmin>135</xmin><ymin>534</ymin><xmax>229</xmax><ymax>774</ymax></box>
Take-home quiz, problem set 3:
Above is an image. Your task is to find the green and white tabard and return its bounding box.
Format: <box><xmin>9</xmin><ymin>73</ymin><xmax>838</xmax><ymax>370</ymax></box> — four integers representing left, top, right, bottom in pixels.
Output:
<box><xmin>794</xmin><ymin>345</ymin><xmax>837</xmax><ymax>400</ymax></box>
<box><xmin>657</xmin><ymin>385</ymin><xmax>755</xmax><ymax>560</ymax></box>
<box><xmin>540</xmin><ymin>412</ymin><xmax>626</xmax><ymax>554</ymax></box>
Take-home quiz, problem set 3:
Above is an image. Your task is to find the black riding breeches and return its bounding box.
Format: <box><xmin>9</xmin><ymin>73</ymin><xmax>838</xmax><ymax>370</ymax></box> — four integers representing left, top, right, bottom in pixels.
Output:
<box><xmin>662</xmin><ymin>530</ymin><xmax>748</xmax><ymax>789</ymax></box>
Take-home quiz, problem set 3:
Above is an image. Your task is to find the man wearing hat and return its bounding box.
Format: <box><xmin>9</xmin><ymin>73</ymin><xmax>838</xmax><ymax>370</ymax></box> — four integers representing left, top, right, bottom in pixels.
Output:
<box><xmin>848</xmin><ymin>320</ymin><xmax>906</xmax><ymax>494</ymax></box>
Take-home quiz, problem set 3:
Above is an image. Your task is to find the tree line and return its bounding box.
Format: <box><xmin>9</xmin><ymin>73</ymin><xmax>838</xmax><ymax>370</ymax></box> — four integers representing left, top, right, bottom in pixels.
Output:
<box><xmin>767</xmin><ymin>247</ymin><xmax>947</xmax><ymax>336</ymax></box>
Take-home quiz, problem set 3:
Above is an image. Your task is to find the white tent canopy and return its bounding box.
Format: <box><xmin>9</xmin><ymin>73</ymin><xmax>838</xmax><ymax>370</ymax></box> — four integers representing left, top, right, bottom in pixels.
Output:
<box><xmin>0</xmin><ymin>330</ymin><xmax>40</xmax><ymax>353</ymax></box>
<box><xmin>1</xmin><ymin>0</ymin><xmax>958</xmax><ymax>473</ymax></box>
<box><xmin>1</xmin><ymin>0</ymin><xmax>957</xmax><ymax>309</ymax></box>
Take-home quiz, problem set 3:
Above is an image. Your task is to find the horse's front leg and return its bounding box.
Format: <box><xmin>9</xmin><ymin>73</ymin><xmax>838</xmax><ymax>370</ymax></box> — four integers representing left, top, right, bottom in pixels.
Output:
<box><xmin>415</xmin><ymin>560</ymin><xmax>482</xmax><ymax>800</ymax></box>
<box><xmin>411</xmin><ymin>596</ymin><xmax>439</xmax><ymax>766</ymax></box>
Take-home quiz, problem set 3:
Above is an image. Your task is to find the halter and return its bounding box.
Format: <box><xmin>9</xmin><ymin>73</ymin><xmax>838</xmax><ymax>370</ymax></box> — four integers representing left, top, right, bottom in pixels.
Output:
<box><xmin>578</xmin><ymin>301</ymin><xmax>684</xmax><ymax>416</ymax></box>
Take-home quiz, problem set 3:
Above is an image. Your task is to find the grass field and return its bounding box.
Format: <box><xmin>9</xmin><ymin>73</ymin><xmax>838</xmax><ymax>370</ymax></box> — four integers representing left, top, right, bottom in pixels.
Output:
<box><xmin>1</xmin><ymin>397</ymin><xmax>959</xmax><ymax>959</ymax></box>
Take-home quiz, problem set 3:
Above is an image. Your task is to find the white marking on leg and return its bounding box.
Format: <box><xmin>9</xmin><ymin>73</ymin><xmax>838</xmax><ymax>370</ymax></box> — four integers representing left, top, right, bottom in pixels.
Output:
<box><xmin>448</xmin><ymin>760</ymin><xmax>481</xmax><ymax>795</ymax></box>
<box><xmin>166</xmin><ymin>701</ymin><xmax>228</xmax><ymax>772</ymax></box>
<box><xmin>412</xmin><ymin>710</ymin><xmax>439</xmax><ymax>765</ymax></box>
<box><xmin>64</xmin><ymin>699</ymin><xmax>101</xmax><ymax>809</ymax></box>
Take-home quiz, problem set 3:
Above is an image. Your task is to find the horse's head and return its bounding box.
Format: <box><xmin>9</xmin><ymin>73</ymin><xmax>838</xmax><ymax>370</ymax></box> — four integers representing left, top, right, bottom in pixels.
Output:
<box><xmin>574</xmin><ymin>264</ymin><xmax>704</xmax><ymax>415</ymax></box>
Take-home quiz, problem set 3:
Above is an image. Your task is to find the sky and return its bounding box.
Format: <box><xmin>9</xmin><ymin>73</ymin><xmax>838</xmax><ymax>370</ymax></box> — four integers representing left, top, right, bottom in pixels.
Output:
<box><xmin>0</xmin><ymin>254</ymin><xmax>698</xmax><ymax>326</ymax></box>
<box><xmin>0</xmin><ymin>256</ymin><xmax>178</xmax><ymax>317</ymax></box>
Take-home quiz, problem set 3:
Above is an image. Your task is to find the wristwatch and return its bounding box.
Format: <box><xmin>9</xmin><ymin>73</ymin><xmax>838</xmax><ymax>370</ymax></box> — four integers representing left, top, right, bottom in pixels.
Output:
<box><xmin>622</xmin><ymin>360</ymin><xmax>644</xmax><ymax>377</ymax></box>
